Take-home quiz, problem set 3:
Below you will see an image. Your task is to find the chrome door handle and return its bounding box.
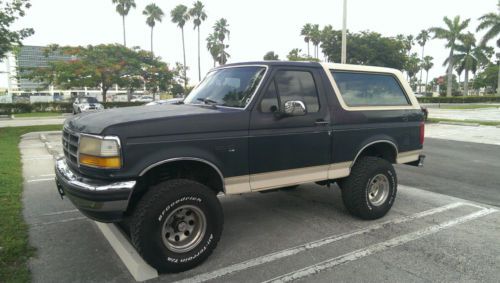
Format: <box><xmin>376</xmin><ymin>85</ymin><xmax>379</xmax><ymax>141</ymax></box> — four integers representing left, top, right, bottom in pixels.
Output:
<box><xmin>315</xmin><ymin>120</ymin><xmax>329</xmax><ymax>126</ymax></box>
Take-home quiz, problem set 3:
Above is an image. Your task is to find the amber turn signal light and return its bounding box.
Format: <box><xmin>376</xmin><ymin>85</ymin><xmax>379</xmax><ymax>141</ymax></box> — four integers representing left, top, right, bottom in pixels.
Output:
<box><xmin>79</xmin><ymin>154</ymin><xmax>121</xmax><ymax>169</ymax></box>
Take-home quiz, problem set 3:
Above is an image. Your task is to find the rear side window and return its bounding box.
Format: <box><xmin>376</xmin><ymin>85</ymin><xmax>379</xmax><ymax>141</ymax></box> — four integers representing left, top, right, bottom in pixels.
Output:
<box><xmin>331</xmin><ymin>71</ymin><xmax>410</xmax><ymax>106</ymax></box>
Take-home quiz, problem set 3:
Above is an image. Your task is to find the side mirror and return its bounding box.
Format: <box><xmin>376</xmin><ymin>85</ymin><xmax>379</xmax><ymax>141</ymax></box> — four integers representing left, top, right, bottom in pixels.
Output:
<box><xmin>283</xmin><ymin>100</ymin><xmax>307</xmax><ymax>116</ymax></box>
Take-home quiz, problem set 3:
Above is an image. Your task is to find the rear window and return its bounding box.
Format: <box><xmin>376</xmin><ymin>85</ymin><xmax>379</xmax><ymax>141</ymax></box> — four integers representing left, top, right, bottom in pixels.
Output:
<box><xmin>331</xmin><ymin>71</ymin><xmax>410</xmax><ymax>107</ymax></box>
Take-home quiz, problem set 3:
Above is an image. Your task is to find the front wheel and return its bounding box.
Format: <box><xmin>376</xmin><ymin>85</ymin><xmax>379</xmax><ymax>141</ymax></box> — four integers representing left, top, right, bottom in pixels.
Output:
<box><xmin>339</xmin><ymin>156</ymin><xmax>397</xmax><ymax>220</ymax></box>
<box><xmin>130</xmin><ymin>179</ymin><xmax>223</xmax><ymax>273</ymax></box>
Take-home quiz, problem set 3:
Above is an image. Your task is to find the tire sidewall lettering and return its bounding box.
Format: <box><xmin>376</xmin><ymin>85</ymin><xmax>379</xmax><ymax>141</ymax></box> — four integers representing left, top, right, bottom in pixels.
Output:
<box><xmin>158</xmin><ymin>196</ymin><xmax>202</xmax><ymax>222</ymax></box>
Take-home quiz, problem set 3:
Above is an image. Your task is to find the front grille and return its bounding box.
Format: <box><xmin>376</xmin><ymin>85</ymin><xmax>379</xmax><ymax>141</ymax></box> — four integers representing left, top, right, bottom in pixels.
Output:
<box><xmin>62</xmin><ymin>127</ymin><xmax>79</xmax><ymax>165</ymax></box>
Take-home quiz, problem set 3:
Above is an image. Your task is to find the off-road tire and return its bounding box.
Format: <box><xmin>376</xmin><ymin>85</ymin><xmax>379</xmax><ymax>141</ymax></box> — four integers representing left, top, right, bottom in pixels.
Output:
<box><xmin>130</xmin><ymin>179</ymin><xmax>223</xmax><ymax>273</ymax></box>
<box><xmin>339</xmin><ymin>156</ymin><xmax>397</xmax><ymax>220</ymax></box>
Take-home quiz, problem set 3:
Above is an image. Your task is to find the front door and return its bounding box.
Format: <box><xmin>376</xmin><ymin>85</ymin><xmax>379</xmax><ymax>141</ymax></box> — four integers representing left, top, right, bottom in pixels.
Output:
<box><xmin>248</xmin><ymin>67</ymin><xmax>331</xmax><ymax>191</ymax></box>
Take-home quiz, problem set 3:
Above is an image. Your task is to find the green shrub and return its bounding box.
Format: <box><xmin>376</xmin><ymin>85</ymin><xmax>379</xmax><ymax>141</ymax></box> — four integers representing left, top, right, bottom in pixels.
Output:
<box><xmin>0</xmin><ymin>102</ymin><xmax>145</xmax><ymax>115</ymax></box>
<box><xmin>417</xmin><ymin>96</ymin><xmax>500</xmax><ymax>103</ymax></box>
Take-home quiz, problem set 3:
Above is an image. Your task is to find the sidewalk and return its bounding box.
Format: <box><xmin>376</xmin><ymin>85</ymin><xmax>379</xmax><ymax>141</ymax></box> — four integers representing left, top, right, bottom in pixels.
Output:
<box><xmin>0</xmin><ymin>117</ymin><xmax>66</xmax><ymax>128</ymax></box>
<box><xmin>425</xmin><ymin>123</ymin><xmax>500</xmax><ymax>146</ymax></box>
<box><xmin>428</xmin><ymin>107</ymin><xmax>500</xmax><ymax>123</ymax></box>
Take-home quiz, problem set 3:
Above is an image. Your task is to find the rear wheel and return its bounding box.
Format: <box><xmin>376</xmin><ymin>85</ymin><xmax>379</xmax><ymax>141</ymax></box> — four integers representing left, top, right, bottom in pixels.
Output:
<box><xmin>339</xmin><ymin>157</ymin><xmax>397</xmax><ymax>220</ymax></box>
<box><xmin>130</xmin><ymin>179</ymin><xmax>223</xmax><ymax>273</ymax></box>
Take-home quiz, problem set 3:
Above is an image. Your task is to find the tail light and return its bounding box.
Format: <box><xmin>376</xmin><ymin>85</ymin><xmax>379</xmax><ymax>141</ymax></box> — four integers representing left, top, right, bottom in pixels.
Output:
<box><xmin>419</xmin><ymin>122</ymin><xmax>425</xmax><ymax>145</ymax></box>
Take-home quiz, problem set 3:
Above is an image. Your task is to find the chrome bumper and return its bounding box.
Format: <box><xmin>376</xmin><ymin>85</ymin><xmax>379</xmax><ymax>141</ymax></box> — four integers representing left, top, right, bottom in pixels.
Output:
<box><xmin>54</xmin><ymin>158</ymin><xmax>136</xmax><ymax>222</ymax></box>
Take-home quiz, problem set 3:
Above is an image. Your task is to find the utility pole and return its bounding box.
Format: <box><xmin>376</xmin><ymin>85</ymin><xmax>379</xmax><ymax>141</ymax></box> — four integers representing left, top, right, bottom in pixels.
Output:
<box><xmin>341</xmin><ymin>0</ymin><xmax>347</xmax><ymax>64</ymax></box>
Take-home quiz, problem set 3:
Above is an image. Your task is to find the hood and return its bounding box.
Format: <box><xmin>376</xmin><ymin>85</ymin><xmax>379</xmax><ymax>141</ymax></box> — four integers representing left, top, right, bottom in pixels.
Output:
<box><xmin>65</xmin><ymin>104</ymin><xmax>223</xmax><ymax>134</ymax></box>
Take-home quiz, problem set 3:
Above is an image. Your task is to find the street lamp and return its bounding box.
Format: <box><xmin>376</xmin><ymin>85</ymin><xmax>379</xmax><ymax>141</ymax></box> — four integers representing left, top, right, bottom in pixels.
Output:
<box><xmin>341</xmin><ymin>0</ymin><xmax>347</xmax><ymax>64</ymax></box>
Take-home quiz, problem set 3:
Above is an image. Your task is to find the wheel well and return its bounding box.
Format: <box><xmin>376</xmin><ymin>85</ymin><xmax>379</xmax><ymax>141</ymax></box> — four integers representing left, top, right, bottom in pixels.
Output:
<box><xmin>354</xmin><ymin>142</ymin><xmax>397</xmax><ymax>165</ymax></box>
<box><xmin>126</xmin><ymin>160</ymin><xmax>224</xmax><ymax>216</ymax></box>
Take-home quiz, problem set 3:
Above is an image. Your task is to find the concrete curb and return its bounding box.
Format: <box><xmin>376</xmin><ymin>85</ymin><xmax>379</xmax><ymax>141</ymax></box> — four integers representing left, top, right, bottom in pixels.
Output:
<box><xmin>13</xmin><ymin>115</ymin><xmax>66</xmax><ymax>120</ymax></box>
<box><xmin>95</xmin><ymin>222</ymin><xmax>159</xmax><ymax>282</ymax></box>
<box><xmin>438</xmin><ymin>121</ymin><xmax>480</xmax><ymax>127</ymax></box>
<box><xmin>39</xmin><ymin>133</ymin><xmax>59</xmax><ymax>157</ymax></box>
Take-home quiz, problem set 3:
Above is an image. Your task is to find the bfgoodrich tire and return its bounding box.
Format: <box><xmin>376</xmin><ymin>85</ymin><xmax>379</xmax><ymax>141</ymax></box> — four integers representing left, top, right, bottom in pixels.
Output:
<box><xmin>339</xmin><ymin>156</ymin><xmax>397</xmax><ymax>220</ymax></box>
<box><xmin>130</xmin><ymin>179</ymin><xmax>223</xmax><ymax>273</ymax></box>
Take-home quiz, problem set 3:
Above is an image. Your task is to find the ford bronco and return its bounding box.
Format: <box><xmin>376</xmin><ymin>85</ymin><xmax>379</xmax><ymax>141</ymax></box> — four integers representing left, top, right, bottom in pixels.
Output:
<box><xmin>55</xmin><ymin>61</ymin><xmax>425</xmax><ymax>273</ymax></box>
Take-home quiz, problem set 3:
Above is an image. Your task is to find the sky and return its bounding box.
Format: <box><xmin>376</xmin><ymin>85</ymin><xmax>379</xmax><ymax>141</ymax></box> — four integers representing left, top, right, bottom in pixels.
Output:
<box><xmin>0</xmin><ymin>0</ymin><xmax>498</xmax><ymax>88</ymax></box>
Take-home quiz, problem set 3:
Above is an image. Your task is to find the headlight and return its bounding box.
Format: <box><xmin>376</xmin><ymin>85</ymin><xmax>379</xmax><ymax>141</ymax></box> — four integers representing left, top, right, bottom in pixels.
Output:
<box><xmin>79</xmin><ymin>135</ymin><xmax>121</xmax><ymax>169</ymax></box>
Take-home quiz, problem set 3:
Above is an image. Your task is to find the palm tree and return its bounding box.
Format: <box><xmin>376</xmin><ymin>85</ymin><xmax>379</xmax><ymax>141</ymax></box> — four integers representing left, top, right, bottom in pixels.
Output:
<box><xmin>477</xmin><ymin>1</ymin><xmax>500</xmax><ymax>95</ymax></box>
<box><xmin>421</xmin><ymin>56</ymin><xmax>434</xmax><ymax>92</ymax></box>
<box><xmin>112</xmin><ymin>0</ymin><xmax>136</xmax><ymax>46</ymax></box>
<box><xmin>416</xmin><ymin>29</ymin><xmax>430</xmax><ymax>90</ymax></box>
<box><xmin>310</xmin><ymin>24</ymin><xmax>321</xmax><ymax>59</ymax></box>
<box><xmin>301</xmin><ymin>23</ymin><xmax>312</xmax><ymax>57</ymax></box>
<box><xmin>206</xmin><ymin>32</ymin><xmax>220</xmax><ymax>67</ymax></box>
<box><xmin>263</xmin><ymin>51</ymin><xmax>279</xmax><ymax>60</ymax></box>
<box><xmin>450</xmin><ymin>33</ymin><xmax>492</xmax><ymax>96</ymax></box>
<box><xmin>213</xmin><ymin>18</ymin><xmax>230</xmax><ymax>64</ymax></box>
<box><xmin>321</xmin><ymin>25</ymin><xmax>334</xmax><ymax>61</ymax></box>
<box><xmin>171</xmin><ymin>4</ymin><xmax>190</xmax><ymax>89</ymax></box>
<box><xmin>143</xmin><ymin>3</ymin><xmax>164</xmax><ymax>54</ymax></box>
<box><xmin>430</xmin><ymin>16</ymin><xmax>470</xmax><ymax>97</ymax></box>
<box><xmin>189</xmin><ymin>1</ymin><xmax>207</xmax><ymax>81</ymax></box>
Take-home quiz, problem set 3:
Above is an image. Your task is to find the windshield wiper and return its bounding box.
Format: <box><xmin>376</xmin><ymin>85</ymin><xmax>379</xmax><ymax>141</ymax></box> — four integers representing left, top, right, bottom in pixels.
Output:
<box><xmin>197</xmin><ymin>98</ymin><xmax>218</xmax><ymax>106</ymax></box>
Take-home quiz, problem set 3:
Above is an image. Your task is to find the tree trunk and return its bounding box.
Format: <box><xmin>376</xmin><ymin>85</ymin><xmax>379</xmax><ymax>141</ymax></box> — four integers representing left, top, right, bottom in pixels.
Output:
<box><xmin>307</xmin><ymin>42</ymin><xmax>310</xmax><ymax>57</ymax></box>
<box><xmin>181</xmin><ymin>27</ymin><xmax>187</xmax><ymax>91</ymax></box>
<box><xmin>419</xmin><ymin>45</ymin><xmax>424</xmax><ymax>92</ymax></box>
<box><xmin>425</xmin><ymin>70</ymin><xmax>429</xmax><ymax>93</ymax></box>
<box><xmin>221</xmin><ymin>40</ymin><xmax>225</xmax><ymax>65</ymax></box>
<box><xmin>150</xmin><ymin>27</ymin><xmax>154</xmax><ymax>54</ymax></box>
<box><xmin>497</xmin><ymin>60</ymin><xmax>500</xmax><ymax>96</ymax></box>
<box><xmin>446</xmin><ymin>49</ymin><xmax>454</xmax><ymax>97</ymax></box>
<box><xmin>464</xmin><ymin>69</ymin><xmax>469</xmax><ymax>96</ymax></box>
<box><xmin>197</xmin><ymin>26</ymin><xmax>201</xmax><ymax>81</ymax></box>
<box><xmin>102</xmin><ymin>88</ymin><xmax>107</xmax><ymax>103</ymax></box>
<box><xmin>122</xmin><ymin>15</ymin><xmax>126</xmax><ymax>46</ymax></box>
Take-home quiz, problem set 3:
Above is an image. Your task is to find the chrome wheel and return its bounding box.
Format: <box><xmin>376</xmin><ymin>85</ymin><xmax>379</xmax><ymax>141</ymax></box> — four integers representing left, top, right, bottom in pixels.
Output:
<box><xmin>368</xmin><ymin>174</ymin><xmax>390</xmax><ymax>206</ymax></box>
<box><xmin>161</xmin><ymin>205</ymin><xmax>206</xmax><ymax>253</ymax></box>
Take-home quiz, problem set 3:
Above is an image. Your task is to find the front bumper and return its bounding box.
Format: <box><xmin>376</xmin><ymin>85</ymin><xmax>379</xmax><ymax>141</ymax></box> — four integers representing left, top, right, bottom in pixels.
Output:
<box><xmin>54</xmin><ymin>158</ymin><xmax>136</xmax><ymax>222</ymax></box>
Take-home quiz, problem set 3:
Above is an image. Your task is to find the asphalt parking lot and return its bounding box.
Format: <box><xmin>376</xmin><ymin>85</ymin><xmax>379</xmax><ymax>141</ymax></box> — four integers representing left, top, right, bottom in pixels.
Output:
<box><xmin>21</xmin><ymin>131</ymin><xmax>500</xmax><ymax>282</ymax></box>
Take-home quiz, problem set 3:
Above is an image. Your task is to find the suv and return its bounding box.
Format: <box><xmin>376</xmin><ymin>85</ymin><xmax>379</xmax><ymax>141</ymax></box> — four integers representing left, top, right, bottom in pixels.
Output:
<box><xmin>55</xmin><ymin>61</ymin><xmax>425</xmax><ymax>273</ymax></box>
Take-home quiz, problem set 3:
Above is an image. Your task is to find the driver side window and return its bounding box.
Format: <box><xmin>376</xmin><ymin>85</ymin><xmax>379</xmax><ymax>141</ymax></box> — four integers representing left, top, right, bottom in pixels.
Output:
<box><xmin>260</xmin><ymin>70</ymin><xmax>320</xmax><ymax>113</ymax></box>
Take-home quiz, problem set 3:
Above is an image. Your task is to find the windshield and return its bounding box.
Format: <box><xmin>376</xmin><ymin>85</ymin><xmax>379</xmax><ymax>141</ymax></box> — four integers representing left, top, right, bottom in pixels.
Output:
<box><xmin>184</xmin><ymin>66</ymin><xmax>266</xmax><ymax>108</ymax></box>
<box><xmin>80</xmin><ymin>97</ymin><xmax>98</xmax><ymax>103</ymax></box>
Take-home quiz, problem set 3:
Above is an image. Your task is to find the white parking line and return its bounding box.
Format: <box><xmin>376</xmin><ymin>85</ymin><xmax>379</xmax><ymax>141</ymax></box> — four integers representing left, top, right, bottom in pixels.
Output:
<box><xmin>175</xmin><ymin>202</ymin><xmax>468</xmax><ymax>283</ymax></box>
<box><xmin>27</xmin><ymin>178</ymin><xmax>54</xmax><ymax>183</ymax></box>
<box><xmin>23</xmin><ymin>156</ymin><xmax>53</xmax><ymax>161</ymax></box>
<box><xmin>31</xmin><ymin>216</ymin><xmax>87</xmax><ymax>227</ymax></box>
<box><xmin>265</xmin><ymin>207</ymin><xmax>497</xmax><ymax>283</ymax></box>
<box><xmin>29</xmin><ymin>173</ymin><xmax>55</xmax><ymax>179</ymax></box>
<box><xmin>19</xmin><ymin>144</ymin><xmax>45</xmax><ymax>148</ymax></box>
<box><xmin>42</xmin><ymin>209</ymin><xmax>79</xmax><ymax>216</ymax></box>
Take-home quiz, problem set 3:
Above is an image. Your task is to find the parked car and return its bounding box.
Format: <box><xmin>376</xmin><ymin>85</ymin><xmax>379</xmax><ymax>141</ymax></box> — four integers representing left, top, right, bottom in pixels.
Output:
<box><xmin>55</xmin><ymin>61</ymin><xmax>425</xmax><ymax>273</ymax></box>
<box><xmin>145</xmin><ymin>98</ymin><xmax>184</xmax><ymax>106</ymax></box>
<box><xmin>131</xmin><ymin>95</ymin><xmax>154</xmax><ymax>103</ymax></box>
<box><xmin>72</xmin><ymin>97</ymin><xmax>104</xmax><ymax>114</ymax></box>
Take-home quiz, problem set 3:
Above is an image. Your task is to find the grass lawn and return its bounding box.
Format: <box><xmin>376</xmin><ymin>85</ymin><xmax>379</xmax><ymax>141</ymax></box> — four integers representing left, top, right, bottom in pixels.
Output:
<box><xmin>13</xmin><ymin>112</ymin><xmax>67</xmax><ymax>118</ymax></box>
<box><xmin>428</xmin><ymin>118</ymin><xmax>500</xmax><ymax>126</ymax></box>
<box><xmin>0</xmin><ymin>125</ymin><xmax>62</xmax><ymax>283</ymax></box>
<box><xmin>437</xmin><ymin>104</ymin><xmax>500</xmax><ymax>110</ymax></box>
